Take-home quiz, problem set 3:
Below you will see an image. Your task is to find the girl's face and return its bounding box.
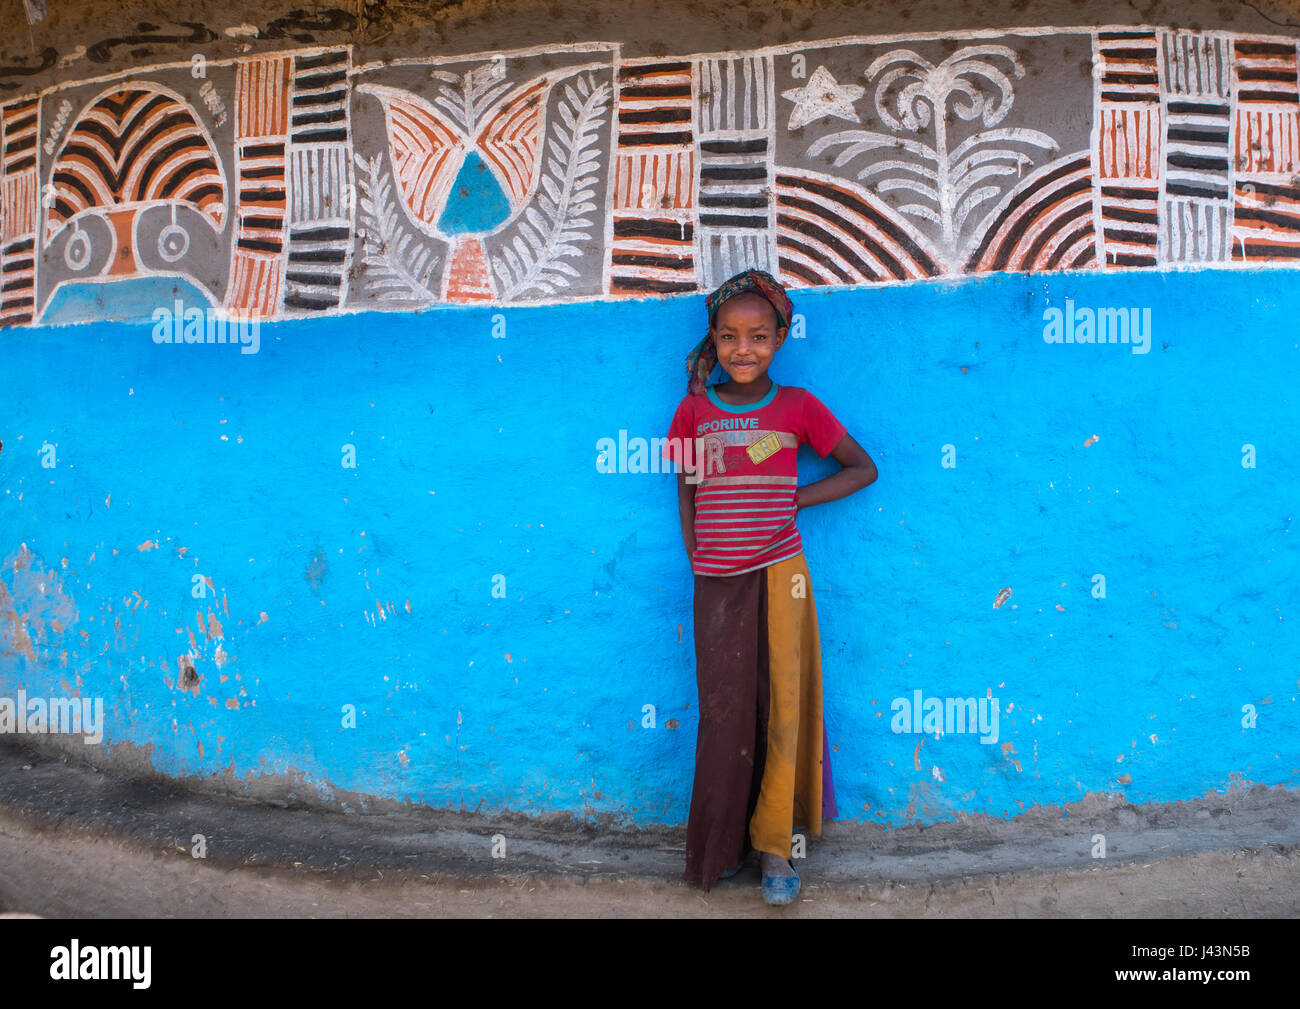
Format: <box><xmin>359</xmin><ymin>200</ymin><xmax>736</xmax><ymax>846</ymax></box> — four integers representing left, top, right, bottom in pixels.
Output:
<box><xmin>709</xmin><ymin>293</ymin><xmax>788</xmax><ymax>384</ymax></box>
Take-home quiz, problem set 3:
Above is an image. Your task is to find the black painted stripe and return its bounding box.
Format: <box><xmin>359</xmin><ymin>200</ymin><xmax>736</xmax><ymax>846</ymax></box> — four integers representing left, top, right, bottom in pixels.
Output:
<box><xmin>700</xmin><ymin>138</ymin><xmax>766</xmax><ymax>155</ymax></box>
<box><xmin>610</xmin><ymin>275</ymin><xmax>698</xmax><ymax>294</ymax></box>
<box><xmin>292</xmin><ymin>89</ymin><xmax>347</xmax><ymax>109</ymax></box>
<box><xmin>1108</xmin><ymin>252</ymin><xmax>1156</xmax><ymax>265</ymax></box>
<box><xmin>626</xmin><ymin>61</ymin><xmax>690</xmax><ymax>75</ymax></box>
<box><xmin>1102</xmin><ymin>206</ymin><xmax>1157</xmax><ymax>224</ymax></box>
<box><xmin>700</xmin><ymin>165</ymin><xmax>767</xmax><ymax>181</ymax></box>
<box><xmin>698</xmin><ymin>213</ymin><xmax>768</xmax><ymax>228</ymax></box>
<box><xmin>1239</xmin><ymin>241</ymin><xmax>1300</xmax><ymax>258</ymax></box>
<box><xmin>610</xmin><ymin>252</ymin><xmax>693</xmax><ymax>269</ymax></box>
<box><xmin>612</xmin><ymin>218</ymin><xmax>693</xmax><ymax>240</ymax></box>
<box><xmin>1100</xmin><ymin>91</ymin><xmax>1158</xmax><ymax>103</ymax></box>
<box><xmin>242</xmin><ymin>142</ymin><xmax>285</xmax><ymax>159</ymax></box>
<box><xmin>1167</xmin><ymin>152</ymin><xmax>1229</xmax><ymax>171</ymax></box>
<box><xmin>620</xmin><ymin>84</ymin><xmax>691</xmax><ymax>99</ymax></box>
<box><xmin>295</xmin><ymin>69</ymin><xmax>346</xmax><ymax>91</ymax></box>
<box><xmin>1100</xmin><ymin>185</ymin><xmax>1157</xmax><ymax>200</ymax></box>
<box><xmin>291</xmin><ymin>128</ymin><xmax>348</xmax><ymax>144</ymax></box>
<box><xmin>1237</xmin><ymin>89</ymin><xmax>1299</xmax><ymax>102</ymax></box>
<box><xmin>295</xmin><ymin>51</ymin><xmax>348</xmax><ymax>71</ymax></box>
<box><xmin>290</xmin><ymin>108</ymin><xmax>346</xmax><ymax>127</ymax></box>
<box><xmin>283</xmin><ymin>292</ymin><xmax>338</xmax><ymax>310</ymax></box>
<box><xmin>619</xmin><ymin>108</ymin><xmax>690</xmax><ymax>124</ymax></box>
<box><xmin>1103</xmin><ymin>227</ymin><xmax>1157</xmax><ymax>244</ymax></box>
<box><xmin>1238</xmin><ymin>68</ymin><xmax>1299</xmax><ymax>82</ymax></box>
<box><xmin>618</xmin><ymin>131</ymin><xmax>692</xmax><ymax>146</ymax></box>
<box><xmin>1165</xmin><ymin>182</ymin><xmax>1228</xmax><ymax>200</ymax></box>
<box><xmin>1236</xmin><ymin>179</ymin><xmax>1299</xmax><ymax>199</ymax></box>
<box><xmin>288</xmin><ymin>249</ymin><xmax>347</xmax><ymax>263</ymax></box>
<box><xmin>1103</xmin><ymin>72</ymin><xmax>1159</xmax><ymax>85</ymax></box>
<box><xmin>1099</xmin><ymin>47</ymin><xmax>1157</xmax><ymax>59</ymax></box>
<box><xmin>1235</xmin><ymin>42</ymin><xmax>1297</xmax><ymax>56</ymax></box>
<box><xmin>237</xmin><ymin>238</ymin><xmax>282</xmax><ymax>253</ymax></box>
<box><xmin>1167</xmin><ymin>101</ymin><xmax>1230</xmax><ymax>116</ymax></box>
<box><xmin>285</xmin><ymin>271</ymin><xmax>342</xmax><ymax>287</ymax></box>
<box><xmin>1166</xmin><ymin>127</ymin><xmax>1229</xmax><ymax>144</ymax></box>
<box><xmin>699</xmin><ymin>194</ymin><xmax>767</xmax><ymax>208</ymax></box>
<box><xmin>291</xmin><ymin>226</ymin><xmax>351</xmax><ymax>242</ymax></box>
<box><xmin>1233</xmin><ymin>206</ymin><xmax>1300</xmax><ymax>230</ymax></box>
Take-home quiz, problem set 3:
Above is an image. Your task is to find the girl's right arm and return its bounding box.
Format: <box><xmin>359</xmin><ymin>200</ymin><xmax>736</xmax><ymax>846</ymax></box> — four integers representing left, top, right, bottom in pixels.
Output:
<box><xmin>676</xmin><ymin>470</ymin><xmax>697</xmax><ymax>561</ymax></box>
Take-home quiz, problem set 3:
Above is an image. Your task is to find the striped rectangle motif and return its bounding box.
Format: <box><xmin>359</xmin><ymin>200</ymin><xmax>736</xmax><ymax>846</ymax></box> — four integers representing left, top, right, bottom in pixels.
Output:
<box><xmin>1230</xmin><ymin>179</ymin><xmax>1300</xmax><ymax>261</ymax></box>
<box><xmin>609</xmin><ymin>61</ymin><xmax>697</xmax><ymax>296</ymax></box>
<box><xmin>1</xmin><ymin>96</ymin><xmax>38</xmax><ymax>327</ymax></box>
<box><xmin>1095</xmin><ymin>31</ymin><xmax>1161</xmax><ymax>267</ymax></box>
<box><xmin>225</xmin><ymin>56</ymin><xmax>290</xmax><ymax>318</ymax></box>
<box><xmin>282</xmin><ymin>49</ymin><xmax>353</xmax><ymax>314</ymax></box>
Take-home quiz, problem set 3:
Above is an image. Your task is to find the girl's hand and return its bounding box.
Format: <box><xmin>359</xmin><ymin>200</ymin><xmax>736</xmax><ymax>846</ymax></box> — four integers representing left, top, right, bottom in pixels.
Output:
<box><xmin>797</xmin><ymin>434</ymin><xmax>877</xmax><ymax>510</ymax></box>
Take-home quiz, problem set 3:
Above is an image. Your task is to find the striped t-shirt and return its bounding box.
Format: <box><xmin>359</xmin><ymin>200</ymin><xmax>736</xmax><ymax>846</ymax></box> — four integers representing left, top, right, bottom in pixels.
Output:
<box><xmin>663</xmin><ymin>383</ymin><xmax>848</xmax><ymax>577</ymax></box>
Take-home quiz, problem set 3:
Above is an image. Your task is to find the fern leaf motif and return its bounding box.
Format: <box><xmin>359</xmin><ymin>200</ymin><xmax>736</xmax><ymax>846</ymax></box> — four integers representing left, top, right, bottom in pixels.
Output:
<box><xmin>489</xmin><ymin>71</ymin><xmax>611</xmax><ymax>300</ymax></box>
<box><xmin>352</xmin><ymin>152</ymin><xmax>443</xmax><ymax>304</ymax></box>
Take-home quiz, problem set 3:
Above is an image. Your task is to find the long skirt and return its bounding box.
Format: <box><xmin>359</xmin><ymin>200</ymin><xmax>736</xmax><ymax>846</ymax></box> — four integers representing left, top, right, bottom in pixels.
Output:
<box><xmin>683</xmin><ymin>551</ymin><xmax>837</xmax><ymax>892</ymax></box>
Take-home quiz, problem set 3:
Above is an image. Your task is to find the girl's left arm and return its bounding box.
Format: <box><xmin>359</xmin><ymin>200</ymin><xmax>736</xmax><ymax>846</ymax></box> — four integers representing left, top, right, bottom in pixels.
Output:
<box><xmin>796</xmin><ymin>434</ymin><xmax>877</xmax><ymax>510</ymax></box>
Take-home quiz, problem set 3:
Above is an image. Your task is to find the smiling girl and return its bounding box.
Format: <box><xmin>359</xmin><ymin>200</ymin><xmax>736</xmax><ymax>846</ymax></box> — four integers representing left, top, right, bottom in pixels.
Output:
<box><xmin>662</xmin><ymin>268</ymin><xmax>877</xmax><ymax>905</ymax></box>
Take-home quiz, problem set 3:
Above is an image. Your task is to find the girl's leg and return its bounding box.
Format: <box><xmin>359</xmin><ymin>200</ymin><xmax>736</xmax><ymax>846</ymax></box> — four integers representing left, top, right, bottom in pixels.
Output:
<box><xmin>683</xmin><ymin>568</ymin><xmax>765</xmax><ymax>892</ymax></box>
<box><xmin>748</xmin><ymin>552</ymin><xmax>827</xmax><ymax>865</ymax></box>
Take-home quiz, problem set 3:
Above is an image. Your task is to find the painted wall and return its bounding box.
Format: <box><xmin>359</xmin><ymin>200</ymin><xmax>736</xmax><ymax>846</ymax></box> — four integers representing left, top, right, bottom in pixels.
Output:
<box><xmin>2</xmin><ymin>17</ymin><xmax>1298</xmax><ymax>825</ymax></box>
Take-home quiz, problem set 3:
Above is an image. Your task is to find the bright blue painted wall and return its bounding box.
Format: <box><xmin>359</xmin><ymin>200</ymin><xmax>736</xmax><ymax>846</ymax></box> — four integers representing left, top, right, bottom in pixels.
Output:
<box><xmin>2</xmin><ymin>267</ymin><xmax>1297</xmax><ymax>824</ymax></box>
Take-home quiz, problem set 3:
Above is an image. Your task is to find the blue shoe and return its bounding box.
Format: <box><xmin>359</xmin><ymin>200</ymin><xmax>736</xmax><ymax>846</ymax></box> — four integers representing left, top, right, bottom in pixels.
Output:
<box><xmin>718</xmin><ymin>864</ymin><xmax>742</xmax><ymax>879</ymax></box>
<box><xmin>761</xmin><ymin>860</ymin><xmax>801</xmax><ymax>906</ymax></box>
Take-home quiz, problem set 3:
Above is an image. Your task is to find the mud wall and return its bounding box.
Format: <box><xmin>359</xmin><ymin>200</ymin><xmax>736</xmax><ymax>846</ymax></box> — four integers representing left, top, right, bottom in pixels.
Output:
<box><xmin>1</xmin><ymin>1</ymin><xmax>1298</xmax><ymax>825</ymax></box>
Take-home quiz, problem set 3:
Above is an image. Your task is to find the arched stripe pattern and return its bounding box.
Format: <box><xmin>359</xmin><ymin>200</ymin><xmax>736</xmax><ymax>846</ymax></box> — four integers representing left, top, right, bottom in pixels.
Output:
<box><xmin>966</xmin><ymin>153</ymin><xmax>1097</xmax><ymax>273</ymax></box>
<box><xmin>46</xmin><ymin>87</ymin><xmax>225</xmax><ymax>239</ymax></box>
<box><xmin>774</xmin><ymin>169</ymin><xmax>941</xmax><ymax>285</ymax></box>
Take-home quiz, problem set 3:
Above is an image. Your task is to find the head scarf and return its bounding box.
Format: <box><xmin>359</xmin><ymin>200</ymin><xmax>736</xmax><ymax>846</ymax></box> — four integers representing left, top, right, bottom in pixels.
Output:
<box><xmin>686</xmin><ymin>269</ymin><xmax>794</xmax><ymax>395</ymax></box>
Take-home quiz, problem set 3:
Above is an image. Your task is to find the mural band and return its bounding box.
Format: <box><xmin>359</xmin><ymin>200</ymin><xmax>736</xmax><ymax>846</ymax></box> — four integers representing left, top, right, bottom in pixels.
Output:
<box><xmin>2</xmin><ymin>25</ymin><xmax>1299</xmax><ymax>329</ymax></box>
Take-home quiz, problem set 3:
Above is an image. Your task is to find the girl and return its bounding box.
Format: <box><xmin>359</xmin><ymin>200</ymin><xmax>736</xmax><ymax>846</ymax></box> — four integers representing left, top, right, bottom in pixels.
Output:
<box><xmin>662</xmin><ymin>269</ymin><xmax>877</xmax><ymax>905</ymax></box>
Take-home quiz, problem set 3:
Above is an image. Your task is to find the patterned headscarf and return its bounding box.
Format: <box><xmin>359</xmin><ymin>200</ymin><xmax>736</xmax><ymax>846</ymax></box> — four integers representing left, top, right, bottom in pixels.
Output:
<box><xmin>686</xmin><ymin>269</ymin><xmax>794</xmax><ymax>395</ymax></box>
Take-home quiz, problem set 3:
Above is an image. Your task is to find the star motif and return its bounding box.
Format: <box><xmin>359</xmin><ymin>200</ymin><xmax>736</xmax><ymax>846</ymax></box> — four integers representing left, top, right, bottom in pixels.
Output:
<box><xmin>781</xmin><ymin>66</ymin><xmax>866</xmax><ymax>131</ymax></box>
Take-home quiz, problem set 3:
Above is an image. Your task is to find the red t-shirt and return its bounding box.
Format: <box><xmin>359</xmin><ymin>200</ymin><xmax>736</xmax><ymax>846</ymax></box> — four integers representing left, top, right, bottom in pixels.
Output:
<box><xmin>663</xmin><ymin>383</ymin><xmax>848</xmax><ymax>577</ymax></box>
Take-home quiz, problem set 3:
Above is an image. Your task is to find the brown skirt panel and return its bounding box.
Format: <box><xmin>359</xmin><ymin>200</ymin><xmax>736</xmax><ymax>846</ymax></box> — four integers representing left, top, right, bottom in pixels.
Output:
<box><xmin>684</xmin><ymin>552</ymin><xmax>827</xmax><ymax>891</ymax></box>
<box><xmin>682</xmin><ymin>564</ymin><xmax>768</xmax><ymax>891</ymax></box>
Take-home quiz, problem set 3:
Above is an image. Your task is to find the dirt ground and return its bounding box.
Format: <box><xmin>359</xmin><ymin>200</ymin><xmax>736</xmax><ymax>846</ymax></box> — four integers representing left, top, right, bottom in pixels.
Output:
<box><xmin>1</xmin><ymin>738</ymin><xmax>1297</xmax><ymax>917</ymax></box>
